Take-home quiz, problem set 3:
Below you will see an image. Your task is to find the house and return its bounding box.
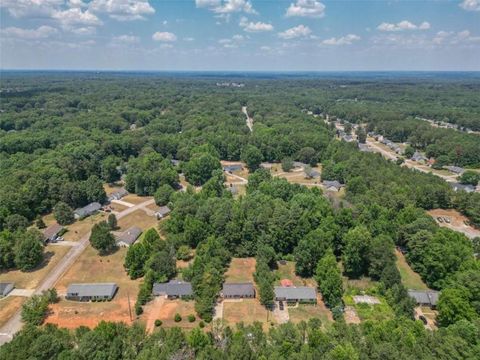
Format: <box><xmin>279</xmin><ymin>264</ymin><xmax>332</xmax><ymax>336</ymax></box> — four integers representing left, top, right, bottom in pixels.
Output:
<box><xmin>411</xmin><ymin>151</ymin><xmax>427</xmax><ymax>162</ymax></box>
<box><xmin>115</xmin><ymin>226</ymin><xmax>142</xmax><ymax>247</ymax></box>
<box><xmin>66</xmin><ymin>283</ymin><xmax>118</xmax><ymax>301</ymax></box>
<box><xmin>358</xmin><ymin>143</ymin><xmax>372</xmax><ymax>152</ymax></box>
<box><xmin>322</xmin><ymin>180</ymin><xmax>345</xmax><ymax>192</ymax></box>
<box><xmin>450</xmin><ymin>182</ymin><xmax>475</xmax><ymax>193</ymax></box>
<box><xmin>108</xmin><ymin>188</ymin><xmax>128</xmax><ymax>202</ymax></box>
<box><xmin>74</xmin><ymin>202</ymin><xmax>102</xmax><ymax>219</ymax></box>
<box><xmin>304</xmin><ymin>168</ymin><xmax>320</xmax><ymax>179</ymax></box>
<box><xmin>223</xmin><ymin>164</ymin><xmax>243</xmax><ymax>173</ymax></box>
<box><xmin>408</xmin><ymin>290</ymin><xmax>440</xmax><ymax>309</ymax></box>
<box><xmin>222</xmin><ymin>283</ymin><xmax>255</xmax><ymax>299</ymax></box>
<box><xmin>155</xmin><ymin>206</ymin><xmax>171</xmax><ymax>219</ymax></box>
<box><xmin>274</xmin><ymin>286</ymin><xmax>317</xmax><ymax>304</ymax></box>
<box><xmin>445</xmin><ymin>166</ymin><xmax>465</xmax><ymax>174</ymax></box>
<box><xmin>0</xmin><ymin>282</ymin><xmax>14</xmax><ymax>298</ymax></box>
<box><xmin>152</xmin><ymin>280</ymin><xmax>193</xmax><ymax>299</ymax></box>
<box><xmin>42</xmin><ymin>223</ymin><xmax>64</xmax><ymax>243</ymax></box>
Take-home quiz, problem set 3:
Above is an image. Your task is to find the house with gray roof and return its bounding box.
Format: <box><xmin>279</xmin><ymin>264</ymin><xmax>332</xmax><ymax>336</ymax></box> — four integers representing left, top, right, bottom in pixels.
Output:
<box><xmin>411</xmin><ymin>151</ymin><xmax>427</xmax><ymax>162</ymax></box>
<box><xmin>222</xmin><ymin>283</ymin><xmax>255</xmax><ymax>299</ymax></box>
<box><xmin>153</xmin><ymin>280</ymin><xmax>193</xmax><ymax>299</ymax></box>
<box><xmin>358</xmin><ymin>143</ymin><xmax>372</xmax><ymax>152</ymax></box>
<box><xmin>74</xmin><ymin>202</ymin><xmax>102</xmax><ymax>219</ymax></box>
<box><xmin>108</xmin><ymin>188</ymin><xmax>128</xmax><ymax>202</ymax></box>
<box><xmin>115</xmin><ymin>226</ymin><xmax>142</xmax><ymax>247</ymax></box>
<box><xmin>445</xmin><ymin>166</ymin><xmax>465</xmax><ymax>174</ymax></box>
<box><xmin>223</xmin><ymin>164</ymin><xmax>243</xmax><ymax>173</ymax></box>
<box><xmin>0</xmin><ymin>282</ymin><xmax>14</xmax><ymax>298</ymax></box>
<box><xmin>450</xmin><ymin>182</ymin><xmax>475</xmax><ymax>193</ymax></box>
<box><xmin>322</xmin><ymin>180</ymin><xmax>345</xmax><ymax>192</ymax></box>
<box><xmin>274</xmin><ymin>286</ymin><xmax>317</xmax><ymax>304</ymax></box>
<box><xmin>42</xmin><ymin>223</ymin><xmax>64</xmax><ymax>243</ymax></box>
<box><xmin>66</xmin><ymin>283</ymin><xmax>118</xmax><ymax>301</ymax></box>
<box><xmin>155</xmin><ymin>206</ymin><xmax>171</xmax><ymax>219</ymax></box>
<box><xmin>408</xmin><ymin>290</ymin><xmax>440</xmax><ymax>309</ymax></box>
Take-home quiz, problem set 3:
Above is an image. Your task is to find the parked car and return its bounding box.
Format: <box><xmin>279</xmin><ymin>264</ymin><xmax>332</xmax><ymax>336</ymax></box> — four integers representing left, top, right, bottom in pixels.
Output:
<box><xmin>444</xmin><ymin>217</ymin><xmax>451</xmax><ymax>223</ymax></box>
<box><xmin>279</xmin><ymin>301</ymin><xmax>284</xmax><ymax>310</ymax></box>
<box><xmin>437</xmin><ymin>217</ymin><xmax>443</xmax><ymax>223</ymax></box>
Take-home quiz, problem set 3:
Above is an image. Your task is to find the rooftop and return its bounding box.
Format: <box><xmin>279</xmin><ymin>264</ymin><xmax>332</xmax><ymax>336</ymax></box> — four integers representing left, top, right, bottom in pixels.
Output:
<box><xmin>222</xmin><ymin>282</ymin><xmax>255</xmax><ymax>297</ymax></box>
<box><xmin>42</xmin><ymin>223</ymin><xmax>63</xmax><ymax>240</ymax></box>
<box><xmin>153</xmin><ymin>280</ymin><xmax>193</xmax><ymax>297</ymax></box>
<box><xmin>115</xmin><ymin>226</ymin><xmax>142</xmax><ymax>246</ymax></box>
<box><xmin>408</xmin><ymin>290</ymin><xmax>440</xmax><ymax>306</ymax></box>
<box><xmin>67</xmin><ymin>283</ymin><xmax>118</xmax><ymax>298</ymax></box>
<box><xmin>74</xmin><ymin>202</ymin><xmax>102</xmax><ymax>217</ymax></box>
<box><xmin>274</xmin><ymin>286</ymin><xmax>316</xmax><ymax>300</ymax></box>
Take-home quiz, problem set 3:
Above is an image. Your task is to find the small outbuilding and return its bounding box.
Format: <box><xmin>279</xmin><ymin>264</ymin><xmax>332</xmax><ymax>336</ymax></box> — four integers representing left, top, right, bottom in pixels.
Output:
<box><xmin>223</xmin><ymin>164</ymin><xmax>243</xmax><ymax>173</ymax></box>
<box><xmin>155</xmin><ymin>206</ymin><xmax>171</xmax><ymax>219</ymax></box>
<box><xmin>74</xmin><ymin>202</ymin><xmax>102</xmax><ymax>219</ymax></box>
<box><xmin>322</xmin><ymin>180</ymin><xmax>345</xmax><ymax>192</ymax></box>
<box><xmin>0</xmin><ymin>282</ymin><xmax>15</xmax><ymax>298</ymax></box>
<box><xmin>408</xmin><ymin>290</ymin><xmax>440</xmax><ymax>309</ymax></box>
<box><xmin>444</xmin><ymin>166</ymin><xmax>465</xmax><ymax>174</ymax></box>
<box><xmin>66</xmin><ymin>283</ymin><xmax>118</xmax><ymax>301</ymax></box>
<box><xmin>450</xmin><ymin>182</ymin><xmax>475</xmax><ymax>193</ymax></box>
<box><xmin>274</xmin><ymin>286</ymin><xmax>317</xmax><ymax>304</ymax></box>
<box><xmin>108</xmin><ymin>188</ymin><xmax>128</xmax><ymax>202</ymax></box>
<box><xmin>115</xmin><ymin>226</ymin><xmax>142</xmax><ymax>247</ymax></box>
<box><xmin>153</xmin><ymin>280</ymin><xmax>193</xmax><ymax>299</ymax></box>
<box><xmin>222</xmin><ymin>282</ymin><xmax>255</xmax><ymax>299</ymax></box>
<box><xmin>42</xmin><ymin>223</ymin><xmax>64</xmax><ymax>243</ymax></box>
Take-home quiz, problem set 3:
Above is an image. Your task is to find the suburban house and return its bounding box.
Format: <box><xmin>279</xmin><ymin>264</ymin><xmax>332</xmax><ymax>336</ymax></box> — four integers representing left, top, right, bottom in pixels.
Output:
<box><xmin>304</xmin><ymin>168</ymin><xmax>320</xmax><ymax>179</ymax></box>
<box><xmin>155</xmin><ymin>206</ymin><xmax>171</xmax><ymax>219</ymax></box>
<box><xmin>358</xmin><ymin>143</ymin><xmax>372</xmax><ymax>152</ymax></box>
<box><xmin>107</xmin><ymin>188</ymin><xmax>128</xmax><ymax>202</ymax></box>
<box><xmin>74</xmin><ymin>202</ymin><xmax>102</xmax><ymax>219</ymax></box>
<box><xmin>66</xmin><ymin>283</ymin><xmax>118</xmax><ymax>301</ymax></box>
<box><xmin>411</xmin><ymin>151</ymin><xmax>427</xmax><ymax>162</ymax></box>
<box><xmin>450</xmin><ymin>182</ymin><xmax>475</xmax><ymax>193</ymax></box>
<box><xmin>42</xmin><ymin>223</ymin><xmax>64</xmax><ymax>243</ymax></box>
<box><xmin>0</xmin><ymin>282</ymin><xmax>14</xmax><ymax>298</ymax></box>
<box><xmin>223</xmin><ymin>164</ymin><xmax>243</xmax><ymax>173</ymax></box>
<box><xmin>274</xmin><ymin>286</ymin><xmax>317</xmax><ymax>304</ymax></box>
<box><xmin>445</xmin><ymin>165</ymin><xmax>465</xmax><ymax>174</ymax></box>
<box><xmin>222</xmin><ymin>282</ymin><xmax>256</xmax><ymax>299</ymax></box>
<box><xmin>152</xmin><ymin>280</ymin><xmax>193</xmax><ymax>299</ymax></box>
<box><xmin>322</xmin><ymin>180</ymin><xmax>345</xmax><ymax>192</ymax></box>
<box><xmin>408</xmin><ymin>290</ymin><xmax>440</xmax><ymax>309</ymax></box>
<box><xmin>115</xmin><ymin>226</ymin><xmax>142</xmax><ymax>247</ymax></box>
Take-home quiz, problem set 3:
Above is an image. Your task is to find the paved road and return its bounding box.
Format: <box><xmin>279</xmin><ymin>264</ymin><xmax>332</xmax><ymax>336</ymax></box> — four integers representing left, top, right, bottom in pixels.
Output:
<box><xmin>242</xmin><ymin>106</ymin><xmax>253</xmax><ymax>132</ymax></box>
<box><xmin>0</xmin><ymin>198</ymin><xmax>156</xmax><ymax>346</ymax></box>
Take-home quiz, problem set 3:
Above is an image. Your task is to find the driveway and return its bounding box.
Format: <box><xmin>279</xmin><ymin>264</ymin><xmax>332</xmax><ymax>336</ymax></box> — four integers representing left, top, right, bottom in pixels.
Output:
<box><xmin>272</xmin><ymin>301</ymin><xmax>289</xmax><ymax>324</ymax></box>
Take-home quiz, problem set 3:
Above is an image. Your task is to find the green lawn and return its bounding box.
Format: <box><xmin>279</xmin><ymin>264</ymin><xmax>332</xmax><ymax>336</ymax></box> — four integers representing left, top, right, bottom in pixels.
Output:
<box><xmin>395</xmin><ymin>250</ymin><xmax>429</xmax><ymax>290</ymax></box>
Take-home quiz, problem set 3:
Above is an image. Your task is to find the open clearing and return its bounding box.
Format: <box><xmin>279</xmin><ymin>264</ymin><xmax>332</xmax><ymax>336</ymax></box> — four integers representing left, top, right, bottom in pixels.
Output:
<box><xmin>427</xmin><ymin>208</ymin><xmax>480</xmax><ymax>239</ymax></box>
<box><xmin>144</xmin><ymin>299</ymin><xmax>198</xmax><ymax>329</ymax></box>
<box><xmin>225</xmin><ymin>257</ymin><xmax>256</xmax><ymax>283</ymax></box>
<box><xmin>395</xmin><ymin>250</ymin><xmax>429</xmax><ymax>290</ymax></box>
<box><xmin>223</xmin><ymin>299</ymin><xmax>271</xmax><ymax>326</ymax></box>
<box><xmin>109</xmin><ymin>202</ymin><xmax>129</xmax><ymax>212</ymax></box>
<box><xmin>288</xmin><ymin>301</ymin><xmax>332</xmax><ymax>325</ymax></box>
<box><xmin>117</xmin><ymin>210</ymin><xmax>158</xmax><ymax>232</ymax></box>
<box><xmin>63</xmin><ymin>213</ymin><xmax>107</xmax><ymax>242</ymax></box>
<box><xmin>343</xmin><ymin>294</ymin><xmax>394</xmax><ymax>322</ymax></box>
<box><xmin>0</xmin><ymin>245</ymin><xmax>70</xmax><ymax>289</ymax></box>
<box><xmin>122</xmin><ymin>194</ymin><xmax>154</xmax><ymax>205</ymax></box>
<box><xmin>275</xmin><ymin>261</ymin><xmax>316</xmax><ymax>287</ymax></box>
<box><xmin>0</xmin><ymin>297</ymin><xmax>26</xmax><ymax>329</ymax></box>
<box><xmin>45</xmin><ymin>246</ymin><xmax>140</xmax><ymax>329</ymax></box>
<box><xmin>104</xmin><ymin>183</ymin><xmax>125</xmax><ymax>195</ymax></box>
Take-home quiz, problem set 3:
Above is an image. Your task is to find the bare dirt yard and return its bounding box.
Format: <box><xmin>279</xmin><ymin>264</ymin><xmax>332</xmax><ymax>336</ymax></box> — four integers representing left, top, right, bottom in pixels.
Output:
<box><xmin>223</xmin><ymin>299</ymin><xmax>271</xmax><ymax>327</ymax></box>
<box><xmin>0</xmin><ymin>296</ymin><xmax>26</xmax><ymax>328</ymax></box>
<box><xmin>143</xmin><ymin>299</ymin><xmax>198</xmax><ymax>330</ymax></box>
<box><xmin>45</xmin><ymin>246</ymin><xmax>140</xmax><ymax>329</ymax></box>
<box><xmin>225</xmin><ymin>258</ymin><xmax>256</xmax><ymax>283</ymax></box>
<box><xmin>117</xmin><ymin>210</ymin><xmax>158</xmax><ymax>232</ymax></box>
<box><xmin>344</xmin><ymin>306</ymin><xmax>361</xmax><ymax>324</ymax></box>
<box><xmin>395</xmin><ymin>250</ymin><xmax>429</xmax><ymax>290</ymax></box>
<box><xmin>109</xmin><ymin>202</ymin><xmax>129</xmax><ymax>212</ymax></box>
<box><xmin>122</xmin><ymin>194</ymin><xmax>154</xmax><ymax>205</ymax></box>
<box><xmin>0</xmin><ymin>245</ymin><xmax>70</xmax><ymax>289</ymax></box>
<box><xmin>427</xmin><ymin>209</ymin><xmax>480</xmax><ymax>239</ymax></box>
<box><xmin>63</xmin><ymin>213</ymin><xmax>107</xmax><ymax>242</ymax></box>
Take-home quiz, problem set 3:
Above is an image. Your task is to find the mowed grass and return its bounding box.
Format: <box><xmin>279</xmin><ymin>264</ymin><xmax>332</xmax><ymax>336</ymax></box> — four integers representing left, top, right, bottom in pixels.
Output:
<box><xmin>225</xmin><ymin>258</ymin><xmax>256</xmax><ymax>283</ymax></box>
<box><xmin>395</xmin><ymin>250</ymin><xmax>429</xmax><ymax>290</ymax></box>
<box><xmin>288</xmin><ymin>303</ymin><xmax>332</xmax><ymax>325</ymax></box>
<box><xmin>152</xmin><ymin>299</ymin><xmax>198</xmax><ymax>329</ymax></box>
<box><xmin>63</xmin><ymin>213</ymin><xmax>107</xmax><ymax>242</ymax></box>
<box><xmin>0</xmin><ymin>296</ymin><xmax>26</xmax><ymax>328</ymax></box>
<box><xmin>122</xmin><ymin>194</ymin><xmax>154</xmax><ymax>205</ymax></box>
<box><xmin>45</xmin><ymin>246</ymin><xmax>141</xmax><ymax>329</ymax></box>
<box><xmin>343</xmin><ymin>294</ymin><xmax>394</xmax><ymax>322</ymax></box>
<box><xmin>117</xmin><ymin>210</ymin><xmax>158</xmax><ymax>232</ymax></box>
<box><xmin>0</xmin><ymin>245</ymin><xmax>70</xmax><ymax>289</ymax></box>
<box><xmin>223</xmin><ymin>299</ymin><xmax>270</xmax><ymax>326</ymax></box>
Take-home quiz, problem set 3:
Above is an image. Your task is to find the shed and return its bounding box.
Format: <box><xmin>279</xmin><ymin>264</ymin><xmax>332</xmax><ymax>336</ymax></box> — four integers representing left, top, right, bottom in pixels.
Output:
<box><xmin>322</xmin><ymin>180</ymin><xmax>344</xmax><ymax>192</ymax></box>
<box><xmin>411</xmin><ymin>151</ymin><xmax>427</xmax><ymax>162</ymax></box>
<box><xmin>74</xmin><ymin>202</ymin><xmax>102</xmax><ymax>219</ymax></box>
<box><xmin>155</xmin><ymin>206</ymin><xmax>171</xmax><ymax>219</ymax></box>
<box><xmin>66</xmin><ymin>283</ymin><xmax>118</xmax><ymax>301</ymax></box>
<box><xmin>445</xmin><ymin>166</ymin><xmax>465</xmax><ymax>174</ymax></box>
<box><xmin>408</xmin><ymin>290</ymin><xmax>440</xmax><ymax>308</ymax></box>
<box><xmin>42</xmin><ymin>223</ymin><xmax>64</xmax><ymax>243</ymax></box>
<box><xmin>222</xmin><ymin>283</ymin><xmax>255</xmax><ymax>299</ymax></box>
<box><xmin>223</xmin><ymin>164</ymin><xmax>243</xmax><ymax>173</ymax></box>
<box><xmin>274</xmin><ymin>286</ymin><xmax>317</xmax><ymax>303</ymax></box>
<box><xmin>0</xmin><ymin>282</ymin><xmax>15</xmax><ymax>298</ymax></box>
<box><xmin>153</xmin><ymin>280</ymin><xmax>193</xmax><ymax>299</ymax></box>
<box><xmin>450</xmin><ymin>183</ymin><xmax>475</xmax><ymax>193</ymax></box>
<box><xmin>115</xmin><ymin>226</ymin><xmax>142</xmax><ymax>247</ymax></box>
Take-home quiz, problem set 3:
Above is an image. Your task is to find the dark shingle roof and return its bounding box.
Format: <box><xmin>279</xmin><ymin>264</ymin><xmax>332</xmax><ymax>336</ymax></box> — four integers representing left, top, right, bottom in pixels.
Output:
<box><xmin>274</xmin><ymin>286</ymin><xmax>316</xmax><ymax>301</ymax></box>
<box><xmin>42</xmin><ymin>223</ymin><xmax>63</xmax><ymax>240</ymax></box>
<box><xmin>223</xmin><ymin>164</ymin><xmax>243</xmax><ymax>172</ymax></box>
<box><xmin>67</xmin><ymin>283</ymin><xmax>118</xmax><ymax>298</ymax></box>
<box><xmin>115</xmin><ymin>226</ymin><xmax>142</xmax><ymax>246</ymax></box>
<box><xmin>222</xmin><ymin>283</ymin><xmax>255</xmax><ymax>297</ymax></box>
<box><xmin>74</xmin><ymin>202</ymin><xmax>102</xmax><ymax>217</ymax></box>
<box><xmin>0</xmin><ymin>282</ymin><xmax>14</xmax><ymax>297</ymax></box>
<box><xmin>408</xmin><ymin>290</ymin><xmax>440</xmax><ymax>306</ymax></box>
<box><xmin>153</xmin><ymin>280</ymin><xmax>193</xmax><ymax>297</ymax></box>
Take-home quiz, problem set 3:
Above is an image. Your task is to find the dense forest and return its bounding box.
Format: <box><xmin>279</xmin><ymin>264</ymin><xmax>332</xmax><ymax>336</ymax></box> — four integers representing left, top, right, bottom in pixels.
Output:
<box><xmin>1</xmin><ymin>73</ymin><xmax>479</xmax><ymax>358</ymax></box>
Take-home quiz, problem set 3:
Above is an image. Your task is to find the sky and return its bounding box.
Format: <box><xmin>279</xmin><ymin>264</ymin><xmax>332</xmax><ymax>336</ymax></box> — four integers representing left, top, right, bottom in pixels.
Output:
<box><xmin>0</xmin><ymin>0</ymin><xmax>479</xmax><ymax>71</ymax></box>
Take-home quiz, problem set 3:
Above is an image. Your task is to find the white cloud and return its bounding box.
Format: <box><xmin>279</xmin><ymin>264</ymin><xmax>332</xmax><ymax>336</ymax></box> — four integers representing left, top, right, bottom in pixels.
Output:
<box><xmin>0</xmin><ymin>0</ymin><xmax>63</xmax><ymax>18</ymax></box>
<box><xmin>460</xmin><ymin>0</ymin><xmax>480</xmax><ymax>11</ymax></box>
<box><xmin>89</xmin><ymin>0</ymin><xmax>155</xmax><ymax>21</ymax></box>
<box><xmin>377</xmin><ymin>20</ymin><xmax>431</xmax><ymax>32</ymax></box>
<box><xmin>68</xmin><ymin>0</ymin><xmax>87</xmax><ymax>8</ymax></box>
<box><xmin>322</xmin><ymin>34</ymin><xmax>360</xmax><ymax>45</ymax></box>
<box><xmin>70</xmin><ymin>26</ymin><xmax>97</xmax><ymax>35</ymax></box>
<box><xmin>152</xmin><ymin>31</ymin><xmax>177</xmax><ymax>42</ymax></box>
<box><xmin>239</xmin><ymin>17</ymin><xmax>273</xmax><ymax>32</ymax></box>
<box><xmin>278</xmin><ymin>25</ymin><xmax>311</xmax><ymax>39</ymax></box>
<box><xmin>113</xmin><ymin>34</ymin><xmax>140</xmax><ymax>44</ymax></box>
<box><xmin>218</xmin><ymin>34</ymin><xmax>245</xmax><ymax>48</ymax></box>
<box><xmin>1</xmin><ymin>25</ymin><xmax>58</xmax><ymax>39</ymax></box>
<box><xmin>286</xmin><ymin>0</ymin><xmax>325</xmax><ymax>18</ymax></box>
<box><xmin>196</xmin><ymin>0</ymin><xmax>257</xmax><ymax>14</ymax></box>
<box><xmin>433</xmin><ymin>29</ymin><xmax>480</xmax><ymax>45</ymax></box>
<box><xmin>159</xmin><ymin>43</ymin><xmax>173</xmax><ymax>49</ymax></box>
<box><xmin>52</xmin><ymin>8</ymin><xmax>102</xmax><ymax>30</ymax></box>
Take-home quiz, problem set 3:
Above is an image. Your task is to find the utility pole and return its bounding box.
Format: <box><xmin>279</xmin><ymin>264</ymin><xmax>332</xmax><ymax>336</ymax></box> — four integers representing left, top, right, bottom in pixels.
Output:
<box><xmin>127</xmin><ymin>291</ymin><xmax>133</xmax><ymax>322</ymax></box>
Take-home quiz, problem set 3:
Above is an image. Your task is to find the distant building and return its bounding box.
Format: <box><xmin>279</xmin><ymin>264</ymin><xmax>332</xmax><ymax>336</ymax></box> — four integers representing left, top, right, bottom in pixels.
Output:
<box><xmin>66</xmin><ymin>283</ymin><xmax>118</xmax><ymax>301</ymax></box>
<box><xmin>274</xmin><ymin>286</ymin><xmax>317</xmax><ymax>304</ymax></box>
<box><xmin>445</xmin><ymin>166</ymin><xmax>465</xmax><ymax>174</ymax></box>
<box><xmin>322</xmin><ymin>180</ymin><xmax>345</xmax><ymax>192</ymax></box>
<box><xmin>115</xmin><ymin>226</ymin><xmax>142</xmax><ymax>247</ymax></box>
<box><xmin>153</xmin><ymin>280</ymin><xmax>193</xmax><ymax>299</ymax></box>
<box><xmin>155</xmin><ymin>206</ymin><xmax>171</xmax><ymax>219</ymax></box>
<box><xmin>0</xmin><ymin>282</ymin><xmax>14</xmax><ymax>298</ymax></box>
<box><xmin>408</xmin><ymin>290</ymin><xmax>440</xmax><ymax>309</ymax></box>
<box><xmin>358</xmin><ymin>143</ymin><xmax>372</xmax><ymax>152</ymax></box>
<box><xmin>223</xmin><ymin>164</ymin><xmax>243</xmax><ymax>173</ymax></box>
<box><xmin>304</xmin><ymin>168</ymin><xmax>320</xmax><ymax>179</ymax></box>
<box><xmin>411</xmin><ymin>151</ymin><xmax>427</xmax><ymax>162</ymax></box>
<box><xmin>108</xmin><ymin>188</ymin><xmax>128</xmax><ymax>202</ymax></box>
<box><xmin>450</xmin><ymin>182</ymin><xmax>475</xmax><ymax>193</ymax></box>
<box><xmin>222</xmin><ymin>283</ymin><xmax>255</xmax><ymax>299</ymax></box>
<box><xmin>74</xmin><ymin>202</ymin><xmax>102</xmax><ymax>219</ymax></box>
<box><xmin>42</xmin><ymin>223</ymin><xmax>64</xmax><ymax>243</ymax></box>
<box><xmin>293</xmin><ymin>161</ymin><xmax>307</xmax><ymax>168</ymax></box>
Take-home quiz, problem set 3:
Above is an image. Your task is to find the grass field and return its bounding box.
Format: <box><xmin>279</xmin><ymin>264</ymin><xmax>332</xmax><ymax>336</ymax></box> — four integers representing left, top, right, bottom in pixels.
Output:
<box><xmin>288</xmin><ymin>303</ymin><xmax>332</xmax><ymax>325</ymax></box>
<box><xmin>117</xmin><ymin>210</ymin><xmax>158</xmax><ymax>232</ymax></box>
<box><xmin>109</xmin><ymin>202</ymin><xmax>129</xmax><ymax>212</ymax></box>
<box><xmin>103</xmin><ymin>183</ymin><xmax>125</xmax><ymax>195</ymax></box>
<box><xmin>63</xmin><ymin>213</ymin><xmax>107</xmax><ymax>242</ymax></box>
<box><xmin>0</xmin><ymin>245</ymin><xmax>70</xmax><ymax>289</ymax></box>
<box><xmin>395</xmin><ymin>250</ymin><xmax>429</xmax><ymax>290</ymax></box>
<box><xmin>122</xmin><ymin>194</ymin><xmax>154</xmax><ymax>205</ymax></box>
<box><xmin>343</xmin><ymin>294</ymin><xmax>394</xmax><ymax>322</ymax></box>
<box><xmin>275</xmin><ymin>261</ymin><xmax>316</xmax><ymax>287</ymax></box>
<box><xmin>0</xmin><ymin>296</ymin><xmax>26</xmax><ymax>328</ymax></box>
<box><xmin>225</xmin><ymin>258</ymin><xmax>256</xmax><ymax>283</ymax></box>
<box><xmin>223</xmin><ymin>299</ymin><xmax>271</xmax><ymax>326</ymax></box>
<box><xmin>148</xmin><ymin>299</ymin><xmax>198</xmax><ymax>329</ymax></box>
<box><xmin>45</xmin><ymin>246</ymin><xmax>140</xmax><ymax>329</ymax></box>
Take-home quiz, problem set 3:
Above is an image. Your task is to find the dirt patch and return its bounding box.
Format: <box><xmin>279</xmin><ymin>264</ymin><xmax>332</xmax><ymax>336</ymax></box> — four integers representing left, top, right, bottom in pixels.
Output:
<box><xmin>109</xmin><ymin>202</ymin><xmax>129</xmax><ymax>212</ymax></box>
<box><xmin>344</xmin><ymin>306</ymin><xmax>360</xmax><ymax>324</ymax></box>
<box><xmin>0</xmin><ymin>245</ymin><xmax>70</xmax><ymax>289</ymax></box>
<box><xmin>427</xmin><ymin>209</ymin><xmax>480</xmax><ymax>239</ymax></box>
<box><xmin>142</xmin><ymin>296</ymin><xmax>165</xmax><ymax>333</ymax></box>
<box><xmin>104</xmin><ymin>183</ymin><xmax>125</xmax><ymax>196</ymax></box>
<box><xmin>145</xmin><ymin>299</ymin><xmax>198</xmax><ymax>329</ymax></box>
<box><xmin>225</xmin><ymin>258</ymin><xmax>256</xmax><ymax>283</ymax></box>
<box><xmin>117</xmin><ymin>210</ymin><xmax>158</xmax><ymax>232</ymax></box>
<box><xmin>275</xmin><ymin>261</ymin><xmax>316</xmax><ymax>287</ymax></box>
<box><xmin>223</xmin><ymin>299</ymin><xmax>271</xmax><ymax>325</ymax></box>
<box><xmin>122</xmin><ymin>194</ymin><xmax>154</xmax><ymax>205</ymax></box>
<box><xmin>63</xmin><ymin>213</ymin><xmax>107</xmax><ymax>242</ymax></box>
<box><xmin>0</xmin><ymin>296</ymin><xmax>25</xmax><ymax>328</ymax></box>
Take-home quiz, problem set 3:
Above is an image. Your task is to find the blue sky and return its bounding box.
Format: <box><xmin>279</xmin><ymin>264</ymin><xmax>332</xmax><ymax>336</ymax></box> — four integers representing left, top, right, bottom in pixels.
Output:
<box><xmin>1</xmin><ymin>0</ymin><xmax>479</xmax><ymax>71</ymax></box>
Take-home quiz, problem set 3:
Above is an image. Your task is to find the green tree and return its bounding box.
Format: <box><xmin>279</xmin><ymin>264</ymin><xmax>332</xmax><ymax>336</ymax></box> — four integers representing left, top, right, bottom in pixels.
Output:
<box><xmin>89</xmin><ymin>222</ymin><xmax>116</xmax><ymax>255</ymax></box>
<box><xmin>356</xmin><ymin>128</ymin><xmax>367</xmax><ymax>144</ymax></box>
<box><xmin>107</xmin><ymin>213</ymin><xmax>118</xmax><ymax>230</ymax></box>
<box><xmin>14</xmin><ymin>229</ymin><xmax>44</xmax><ymax>271</ymax></box>
<box><xmin>459</xmin><ymin>170</ymin><xmax>480</xmax><ymax>186</ymax></box>
<box><xmin>101</xmin><ymin>155</ymin><xmax>121</xmax><ymax>183</ymax></box>
<box><xmin>315</xmin><ymin>249</ymin><xmax>343</xmax><ymax>308</ymax></box>
<box><xmin>281</xmin><ymin>158</ymin><xmax>294</xmax><ymax>172</ymax></box>
<box><xmin>35</xmin><ymin>216</ymin><xmax>46</xmax><ymax>229</ymax></box>
<box><xmin>294</xmin><ymin>229</ymin><xmax>333</xmax><ymax>277</ymax></box>
<box><xmin>5</xmin><ymin>214</ymin><xmax>29</xmax><ymax>232</ymax></box>
<box><xmin>342</xmin><ymin>226</ymin><xmax>372</xmax><ymax>278</ymax></box>
<box><xmin>154</xmin><ymin>184</ymin><xmax>175</xmax><ymax>206</ymax></box>
<box><xmin>124</xmin><ymin>243</ymin><xmax>149</xmax><ymax>279</ymax></box>
<box><xmin>53</xmin><ymin>202</ymin><xmax>74</xmax><ymax>226</ymax></box>
<box><xmin>297</xmin><ymin>147</ymin><xmax>317</xmax><ymax>166</ymax></box>
<box><xmin>404</xmin><ymin>145</ymin><xmax>415</xmax><ymax>158</ymax></box>
<box><xmin>84</xmin><ymin>175</ymin><xmax>106</xmax><ymax>203</ymax></box>
<box><xmin>241</xmin><ymin>145</ymin><xmax>263</xmax><ymax>172</ymax></box>
<box><xmin>0</xmin><ymin>231</ymin><xmax>16</xmax><ymax>269</ymax></box>
<box><xmin>21</xmin><ymin>293</ymin><xmax>50</xmax><ymax>325</ymax></box>
<box><xmin>184</xmin><ymin>153</ymin><xmax>221</xmax><ymax>186</ymax></box>
<box><xmin>437</xmin><ymin>288</ymin><xmax>477</xmax><ymax>327</ymax></box>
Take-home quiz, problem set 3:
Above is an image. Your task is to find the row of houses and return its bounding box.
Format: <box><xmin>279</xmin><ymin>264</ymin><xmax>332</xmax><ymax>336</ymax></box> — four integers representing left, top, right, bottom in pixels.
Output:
<box><xmin>380</xmin><ymin>138</ymin><xmax>403</xmax><ymax>155</ymax></box>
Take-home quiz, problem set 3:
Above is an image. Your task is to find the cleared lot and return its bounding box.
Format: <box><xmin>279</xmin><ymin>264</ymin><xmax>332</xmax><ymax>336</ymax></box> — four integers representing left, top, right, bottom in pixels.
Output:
<box><xmin>117</xmin><ymin>210</ymin><xmax>158</xmax><ymax>232</ymax></box>
<box><xmin>0</xmin><ymin>297</ymin><xmax>26</xmax><ymax>329</ymax></box>
<box><xmin>225</xmin><ymin>257</ymin><xmax>256</xmax><ymax>283</ymax></box>
<box><xmin>395</xmin><ymin>250</ymin><xmax>429</xmax><ymax>290</ymax></box>
<box><xmin>63</xmin><ymin>213</ymin><xmax>107</xmax><ymax>242</ymax></box>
